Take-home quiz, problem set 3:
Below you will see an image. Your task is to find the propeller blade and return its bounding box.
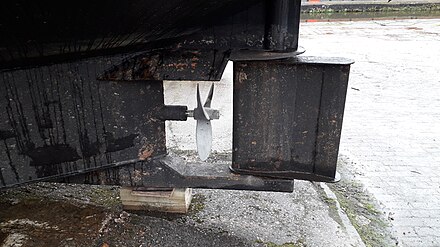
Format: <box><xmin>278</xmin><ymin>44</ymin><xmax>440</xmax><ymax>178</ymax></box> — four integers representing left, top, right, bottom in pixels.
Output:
<box><xmin>204</xmin><ymin>83</ymin><xmax>214</xmax><ymax>108</ymax></box>
<box><xmin>197</xmin><ymin>84</ymin><xmax>203</xmax><ymax>109</ymax></box>
<box><xmin>196</xmin><ymin>119</ymin><xmax>212</xmax><ymax>161</ymax></box>
<box><xmin>196</xmin><ymin>84</ymin><xmax>209</xmax><ymax>120</ymax></box>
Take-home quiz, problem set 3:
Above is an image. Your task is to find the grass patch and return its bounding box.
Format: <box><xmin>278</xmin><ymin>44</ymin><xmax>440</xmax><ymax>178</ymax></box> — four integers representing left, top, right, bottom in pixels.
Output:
<box><xmin>188</xmin><ymin>193</ymin><xmax>207</xmax><ymax>224</ymax></box>
<box><xmin>87</xmin><ymin>186</ymin><xmax>121</xmax><ymax>208</ymax></box>
<box><xmin>189</xmin><ymin>193</ymin><xmax>206</xmax><ymax>214</ymax></box>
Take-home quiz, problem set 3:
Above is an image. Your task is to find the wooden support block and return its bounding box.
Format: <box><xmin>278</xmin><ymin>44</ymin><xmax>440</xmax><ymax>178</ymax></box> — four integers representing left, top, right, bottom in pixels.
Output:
<box><xmin>119</xmin><ymin>187</ymin><xmax>192</xmax><ymax>213</ymax></box>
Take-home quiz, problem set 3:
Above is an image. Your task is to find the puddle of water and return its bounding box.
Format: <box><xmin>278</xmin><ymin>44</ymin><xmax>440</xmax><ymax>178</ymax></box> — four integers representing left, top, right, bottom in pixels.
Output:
<box><xmin>302</xmin><ymin>10</ymin><xmax>440</xmax><ymax>22</ymax></box>
<box><xmin>0</xmin><ymin>199</ymin><xmax>107</xmax><ymax>246</ymax></box>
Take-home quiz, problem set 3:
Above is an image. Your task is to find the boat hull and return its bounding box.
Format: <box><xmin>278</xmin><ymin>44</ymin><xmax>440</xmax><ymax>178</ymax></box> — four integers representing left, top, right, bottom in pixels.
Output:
<box><xmin>0</xmin><ymin>0</ymin><xmax>260</xmax><ymax>68</ymax></box>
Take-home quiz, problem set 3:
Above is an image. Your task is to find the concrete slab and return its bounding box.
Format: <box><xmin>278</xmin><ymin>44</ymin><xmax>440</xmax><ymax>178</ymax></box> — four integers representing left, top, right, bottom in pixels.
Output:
<box><xmin>189</xmin><ymin>181</ymin><xmax>364</xmax><ymax>247</ymax></box>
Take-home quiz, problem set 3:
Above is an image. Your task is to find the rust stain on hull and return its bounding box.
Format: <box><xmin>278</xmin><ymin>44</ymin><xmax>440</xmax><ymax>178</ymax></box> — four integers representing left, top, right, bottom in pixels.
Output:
<box><xmin>139</xmin><ymin>144</ymin><xmax>154</xmax><ymax>161</ymax></box>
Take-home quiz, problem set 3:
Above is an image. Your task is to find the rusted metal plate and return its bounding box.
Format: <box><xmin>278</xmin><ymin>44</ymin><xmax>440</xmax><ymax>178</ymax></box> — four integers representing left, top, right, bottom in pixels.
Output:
<box><xmin>64</xmin><ymin>154</ymin><xmax>294</xmax><ymax>192</ymax></box>
<box><xmin>100</xmin><ymin>49</ymin><xmax>230</xmax><ymax>82</ymax></box>
<box><xmin>0</xmin><ymin>56</ymin><xmax>166</xmax><ymax>189</ymax></box>
<box><xmin>231</xmin><ymin>56</ymin><xmax>353</xmax><ymax>182</ymax></box>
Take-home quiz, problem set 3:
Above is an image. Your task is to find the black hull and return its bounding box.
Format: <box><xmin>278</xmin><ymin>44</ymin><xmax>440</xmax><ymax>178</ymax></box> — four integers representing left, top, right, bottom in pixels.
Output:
<box><xmin>0</xmin><ymin>0</ymin><xmax>262</xmax><ymax>68</ymax></box>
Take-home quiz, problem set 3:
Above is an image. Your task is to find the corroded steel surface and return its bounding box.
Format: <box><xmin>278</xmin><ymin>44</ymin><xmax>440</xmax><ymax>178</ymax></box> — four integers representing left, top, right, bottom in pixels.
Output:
<box><xmin>0</xmin><ymin>56</ymin><xmax>166</xmax><ymax>188</ymax></box>
<box><xmin>231</xmin><ymin>57</ymin><xmax>353</xmax><ymax>182</ymax></box>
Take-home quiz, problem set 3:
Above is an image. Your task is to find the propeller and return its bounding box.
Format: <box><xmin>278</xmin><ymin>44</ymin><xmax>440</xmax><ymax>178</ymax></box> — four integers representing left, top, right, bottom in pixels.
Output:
<box><xmin>187</xmin><ymin>83</ymin><xmax>219</xmax><ymax>161</ymax></box>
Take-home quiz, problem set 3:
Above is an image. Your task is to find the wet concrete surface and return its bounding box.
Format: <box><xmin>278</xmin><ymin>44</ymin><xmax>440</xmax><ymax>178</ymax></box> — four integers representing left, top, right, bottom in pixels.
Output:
<box><xmin>0</xmin><ymin>200</ymin><xmax>106</xmax><ymax>246</ymax></box>
<box><xmin>0</xmin><ymin>184</ymin><xmax>255</xmax><ymax>247</ymax></box>
<box><xmin>0</xmin><ymin>184</ymin><xmax>114</xmax><ymax>246</ymax></box>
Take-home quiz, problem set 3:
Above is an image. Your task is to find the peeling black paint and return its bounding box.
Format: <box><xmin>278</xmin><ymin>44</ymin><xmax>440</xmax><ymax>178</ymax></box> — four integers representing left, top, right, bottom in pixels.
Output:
<box><xmin>105</xmin><ymin>133</ymin><xmax>138</xmax><ymax>153</ymax></box>
<box><xmin>26</xmin><ymin>144</ymin><xmax>81</xmax><ymax>166</ymax></box>
<box><xmin>1</xmin><ymin>57</ymin><xmax>167</xmax><ymax>189</ymax></box>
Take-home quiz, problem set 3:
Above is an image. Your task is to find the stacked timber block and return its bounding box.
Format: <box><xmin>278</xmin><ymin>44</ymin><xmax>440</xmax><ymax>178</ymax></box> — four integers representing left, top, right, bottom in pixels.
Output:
<box><xmin>119</xmin><ymin>187</ymin><xmax>192</xmax><ymax>213</ymax></box>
